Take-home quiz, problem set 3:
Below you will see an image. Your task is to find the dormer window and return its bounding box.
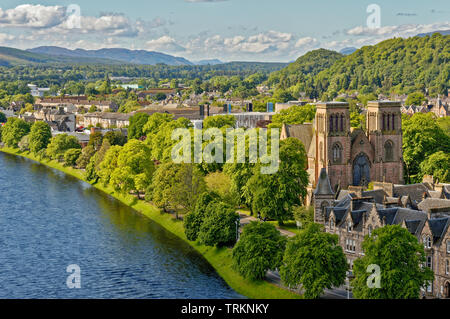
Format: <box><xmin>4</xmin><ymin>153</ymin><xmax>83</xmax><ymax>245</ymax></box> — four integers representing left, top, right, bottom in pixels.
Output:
<box><xmin>347</xmin><ymin>221</ymin><xmax>353</xmax><ymax>232</ymax></box>
<box><xmin>423</xmin><ymin>236</ymin><xmax>432</xmax><ymax>249</ymax></box>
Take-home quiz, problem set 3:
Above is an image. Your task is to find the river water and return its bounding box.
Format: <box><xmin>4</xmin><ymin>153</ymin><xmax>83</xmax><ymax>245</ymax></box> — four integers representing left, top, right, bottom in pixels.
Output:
<box><xmin>0</xmin><ymin>152</ymin><xmax>242</xmax><ymax>299</ymax></box>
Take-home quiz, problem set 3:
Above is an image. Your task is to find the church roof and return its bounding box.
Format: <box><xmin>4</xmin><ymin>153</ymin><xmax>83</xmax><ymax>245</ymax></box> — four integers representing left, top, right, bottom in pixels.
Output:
<box><xmin>314</xmin><ymin>168</ymin><xmax>334</xmax><ymax>196</ymax></box>
<box><xmin>282</xmin><ymin>123</ymin><xmax>314</xmax><ymax>153</ymax></box>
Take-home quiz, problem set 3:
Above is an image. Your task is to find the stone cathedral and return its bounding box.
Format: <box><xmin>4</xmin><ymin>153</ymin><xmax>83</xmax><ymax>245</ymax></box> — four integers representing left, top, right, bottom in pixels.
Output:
<box><xmin>280</xmin><ymin>100</ymin><xmax>404</xmax><ymax>202</ymax></box>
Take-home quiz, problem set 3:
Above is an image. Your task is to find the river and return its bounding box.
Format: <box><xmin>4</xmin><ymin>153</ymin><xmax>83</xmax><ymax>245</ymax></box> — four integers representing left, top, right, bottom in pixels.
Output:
<box><xmin>0</xmin><ymin>152</ymin><xmax>242</xmax><ymax>299</ymax></box>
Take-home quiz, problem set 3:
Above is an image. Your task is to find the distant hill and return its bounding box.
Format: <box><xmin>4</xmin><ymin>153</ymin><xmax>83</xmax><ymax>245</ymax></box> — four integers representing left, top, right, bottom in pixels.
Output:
<box><xmin>0</xmin><ymin>46</ymin><xmax>125</xmax><ymax>66</ymax></box>
<box><xmin>340</xmin><ymin>47</ymin><xmax>357</xmax><ymax>55</ymax></box>
<box><xmin>267</xmin><ymin>48</ymin><xmax>344</xmax><ymax>92</ymax></box>
<box><xmin>195</xmin><ymin>59</ymin><xmax>223</xmax><ymax>65</ymax></box>
<box><xmin>269</xmin><ymin>34</ymin><xmax>450</xmax><ymax>99</ymax></box>
<box><xmin>417</xmin><ymin>29</ymin><xmax>450</xmax><ymax>37</ymax></box>
<box><xmin>28</xmin><ymin>46</ymin><xmax>193</xmax><ymax>66</ymax></box>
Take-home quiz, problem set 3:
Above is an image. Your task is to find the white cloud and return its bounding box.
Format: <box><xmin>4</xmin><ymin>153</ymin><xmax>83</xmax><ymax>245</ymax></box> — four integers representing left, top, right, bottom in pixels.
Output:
<box><xmin>146</xmin><ymin>36</ymin><xmax>186</xmax><ymax>52</ymax></box>
<box><xmin>0</xmin><ymin>4</ymin><xmax>65</xmax><ymax>28</ymax></box>
<box><xmin>346</xmin><ymin>22</ymin><xmax>450</xmax><ymax>38</ymax></box>
<box><xmin>295</xmin><ymin>37</ymin><xmax>319</xmax><ymax>48</ymax></box>
<box><xmin>0</xmin><ymin>33</ymin><xmax>15</xmax><ymax>44</ymax></box>
<box><xmin>185</xmin><ymin>0</ymin><xmax>228</xmax><ymax>2</ymax></box>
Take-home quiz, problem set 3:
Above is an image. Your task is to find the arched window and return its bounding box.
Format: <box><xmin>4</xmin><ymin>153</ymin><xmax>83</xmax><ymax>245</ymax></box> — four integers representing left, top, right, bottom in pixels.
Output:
<box><xmin>446</xmin><ymin>260</ymin><xmax>450</xmax><ymax>275</ymax></box>
<box><xmin>329</xmin><ymin>115</ymin><xmax>334</xmax><ymax>132</ymax></box>
<box><xmin>332</xmin><ymin>143</ymin><xmax>343</xmax><ymax>164</ymax></box>
<box><xmin>423</xmin><ymin>235</ymin><xmax>432</xmax><ymax>249</ymax></box>
<box><xmin>382</xmin><ymin>113</ymin><xmax>386</xmax><ymax>131</ymax></box>
<box><xmin>386</xmin><ymin>114</ymin><xmax>391</xmax><ymax>130</ymax></box>
<box><xmin>340</xmin><ymin>114</ymin><xmax>344</xmax><ymax>132</ymax></box>
<box><xmin>391</xmin><ymin>114</ymin><xmax>395</xmax><ymax>130</ymax></box>
<box><xmin>347</xmin><ymin>221</ymin><xmax>353</xmax><ymax>232</ymax></box>
<box><xmin>335</xmin><ymin>114</ymin><xmax>339</xmax><ymax>132</ymax></box>
<box><xmin>384</xmin><ymin>140</ymin><xmax>394</xmax><ymax>162</ymax></box>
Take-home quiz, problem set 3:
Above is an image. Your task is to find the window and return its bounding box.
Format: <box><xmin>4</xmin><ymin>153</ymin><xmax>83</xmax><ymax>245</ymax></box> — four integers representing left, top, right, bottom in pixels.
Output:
<box><xmin>347</xmin><ymin>221</ymin><xmax>353</xmax><ymax>233</ymax></box>
<box><xmin>329</xmin><ymin>218</ymin><xmax>335</xmax><ymax>230</ymax></box>
<box><xmin>391</xmin><ymin>114</ymin><xmax>395</xmax><ymax>130</ymax></box>
<box><xmin>446</xmin><ymin>260</ymin><xmax>450</xmax><ymax>275</ymax></box>
<box><xmin>426</xmin><ymin>256</ymin><xmax>432</xmax><ymax>269</ymax></box>
<box><xmin>423</xmin><ymin>236</ymin><xmax>432</xmax><ymax>249</ymax></box>
<box><xmin>329</xmin><ymin>115</ymin><xmax>334</xmax><ymax>132</ymax></box>
<box><xmin>368</xmin><ymin>225</ymin><xmax>373</xmax><ymax>236</ymax></box>
<box><xmin>447</xmin><ymin>240</ymin><xmax>450</xmax><ymax>253</ymax></box>
<box><xmin>346</xmin><ymin>239</ymin><xmax>356</xmax><ymax>252</ymax></box>
<box><xmin>332</xmin><ymin>143</ymin><xmax>343</xmax><ymax>164</ymax></box>
<box><xmin>384</xmin><ymin>140</ymin><xmax>394</xmax><ymax>162</ymax></box>
<box><xmin>340</xmin><ymin>114</ymin><xmax>344</xmax><ymax>132</ymax></box>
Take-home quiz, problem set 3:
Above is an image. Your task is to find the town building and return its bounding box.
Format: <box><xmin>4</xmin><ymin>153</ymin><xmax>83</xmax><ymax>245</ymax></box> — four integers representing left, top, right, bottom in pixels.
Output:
<box><xmin>281</xmin><ymin>101</ymin><xmax>404</xmax><ymax>202</ymax></box>
<box><xmin>313</xmin><ymin>168</ymin><xmax>450</xmax><ymax>298</ymax></box>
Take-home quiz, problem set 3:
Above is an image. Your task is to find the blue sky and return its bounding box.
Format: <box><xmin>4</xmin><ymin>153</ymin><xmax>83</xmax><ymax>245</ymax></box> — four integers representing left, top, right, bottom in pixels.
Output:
<box><xmin>0</xmin><ymin>0</ymin><xmax>448</xmax><ymax>62</ymax></box>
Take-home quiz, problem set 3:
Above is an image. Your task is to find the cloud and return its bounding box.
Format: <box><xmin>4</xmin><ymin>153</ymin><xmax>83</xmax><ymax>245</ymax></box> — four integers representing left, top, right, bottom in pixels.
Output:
<box><xmin>295</xmin><ymin>37</ymin><xmax>319</xmax><ymax>48</ymax></box>
<box><xmin>0</xmin><ymin>33</ymin><xmax>15</xmax><ymax>44</ymax></box>
<box><xmin>346</xmin><ymin>22</ymin><xmax>450</xmax><ymax>37</ymax></box>
<box><xmin>146</xmin><ymin>36</ymin><xmax>186</xmax><ymax>52</ymax></box>
<box><xmin>0</xmin><ymin>4</ymin><xmax>65</xmax><ymax>28</ymax></box>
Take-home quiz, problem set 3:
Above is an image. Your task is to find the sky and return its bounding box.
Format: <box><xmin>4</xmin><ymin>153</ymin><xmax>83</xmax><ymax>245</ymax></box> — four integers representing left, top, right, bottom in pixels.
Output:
<box><xmin>0</xmin><ymin>0</ymin><xmax>449</xmax><ymax>62</ymax></box>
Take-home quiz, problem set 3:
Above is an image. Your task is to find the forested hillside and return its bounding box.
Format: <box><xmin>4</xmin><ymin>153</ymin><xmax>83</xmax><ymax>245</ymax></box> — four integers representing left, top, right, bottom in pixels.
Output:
<box><xmin>270</xmin><ymin>34</ymin><xmax>450</xmax><ymax>99</ymax></box>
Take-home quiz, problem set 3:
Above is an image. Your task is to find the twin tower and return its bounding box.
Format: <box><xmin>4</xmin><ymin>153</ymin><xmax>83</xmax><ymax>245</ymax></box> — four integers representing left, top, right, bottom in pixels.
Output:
<box><xmin>307</xmin><ymin>100</ymin><xmax>404</xmax><ymax>197</ymax></box>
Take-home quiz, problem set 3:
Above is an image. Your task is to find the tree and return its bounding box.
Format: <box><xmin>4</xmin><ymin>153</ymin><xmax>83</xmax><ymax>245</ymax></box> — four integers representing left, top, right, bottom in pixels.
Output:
<box><xmin>76</xmin><ymin>145</ymin><xmax>96</xmax><ymax>169</ymax></box>
<box><xmin>280</xmin><ymin>223</ymin><xmax>348</xmax><ymax>299</ymax></box>
<box><xmin>352</xmin><ymin>225</ymin><xmax>434</xmax><ymax>299</ymax></box>
<box><xmin>402</xmin><ymin>113</ymin><xmax>450</xmax><ymax>182</ymax></box>
<box><xmin>29</xmin><ymin>121</ymin><xmax>52</xmax><ymax>154</ymax></box>
<box><xmin>18</xmin><ymin>134</ymin><xmax>30</xmax><ymax>151</ymax></box>
<box><xmin>88</xmin><ymin>131</ymin><xmax>103</xmax><ymax>151</ymax></box>
<box><xmin>203</xmin><ymin>115</ymin><xmax>236</xmax><ymax>129</ymax></box>
<box><xmin>88</xmin><ymin>105</ymin><xmax>97</xmax><ymax>113</ymax></box>
<box><xmin>184</xmin><ymin>191</ymin><xmax>219</xmax><ymax>241</ymax></box>
<box><xmin>64</xmin><ymin>148</ymin><xmax>82</xmax><ymax>167</ymax></box>
<box><xmin>98</xmin><ymin>145</ymin><xmax>122</xmax><ymax>185</ymax></box>
<box><xmin>149</xmin><ymin>162</ymin><xmax>206</xmax><ymax>216</ymax></box>
<box><xmin>0</xmin><ymin>111</ymin><xmax>6</xmax><ymax>123</ymax></box>
<box><xmin>232</xmin><ymin>221</ymin><xmax>286</xmax><ymax>280</ymax></box>
<box><xmin>197</xmin><ymin>201</ymin><xmax>239</xmax><ymax>247</ymax></box>
<box><xmin>419</xmin><ymin>151</ymin><xmax>450</xmax><ymax>183</ymax></box>
<box><xmin>246</xmin><ymin>137</ymin><xmax>309</xmax><ymax>224</ymax></box>
<box><xmin>405</xmin><ymin>92</ymin><xmax>427</xmax><ymax>106</ymax></box>
<box><xmin>1</xmin><ymin>117</ymin><xmax>31</xmax><ymax>148</ymax></box>
<box><xmin>110</xmin><ymin>140</ymin><xmax>154</xmax><ymax>196</ymax></box>
<box><xmin>268</xmin><ymin>104</ymin><xmax>316</xmax><ymax>128</ymax></box>
<box><xmin>119</xmin><ymin>100</ymin><xmax>140</xmax><ymax>113</ymax></box>
<box><xmin>292</xmin><ymin>205</ymin><xmax>314</xmax><ymax>229</ymax></box>
<box><xmin>103</xmin><ymin>130</ymin><xmax>126</xmax><ymax>146</ymax></box>
<box><xmin>46</xmin><ymin>134</ymin><xmax>81</xmax><ymax>161</ymax></box>
<box><xmin>128</xmin><ymin>112</ymin><xmax>150</xmax><ymax>140</ymax></box>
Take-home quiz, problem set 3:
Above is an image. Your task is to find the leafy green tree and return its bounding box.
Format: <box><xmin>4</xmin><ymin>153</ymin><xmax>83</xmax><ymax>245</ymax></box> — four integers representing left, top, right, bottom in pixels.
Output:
<box><xmin>110</xmin><ymin>140</ymin><xmax>154</xmax><ymax>196</ymax></box>
<box><xmin>118</xmin><ymin>100</ymin><xmax>140</xmax><ymax>113</ymax></box>
<box><xmin>232</xmin><ymin>221</ymin><xmax>286</xmax><ymax>280</ymax></box>
<box><xmin>98</xmin><ymin>145</ymin><xmax>122</xmax><ymax>185</ymax></box>
<box><xmin>419</xmin><ymin>151</ymin><xmax>450</xmax><ymax>183</ymax></box>
<box><xmin>149</xmin><ymin>162</ymin><xmax>206</xmax><ymax>216</ymax></box>
<box><xmin>268</xmin><ymin>104</ymin><xmax>316</xmax><ymax>128</ymax></box>
<box><xmin>292</xmin><ymin>205</ymin><xmax>314</xmax><ymax>229</ymax></box>
<box><xmin>103</xmin><ymin>130</ymin><xmax>126</xmax><ymax>146</ymax></box>
<box><xmin>1</xmin><ymin>117</ymin><xmax>31</xmax><ymax>148</ymax></box>
<box><xmin>203</xmin><ymin>115</ymin><xmax>236</xmax><ymax>129</ymax></box>
<box><xmin>18</xmin><ymin>134</ymin><xmax>30</xmax><ymax>151</ymax></box>
<box><xmin>128</xmin><ymin>112</ymin><xmax>150</xmax><ymax>140</ymax></box>
<box><xmin>46</xmin><ymin>134</ymin><xmax>81</xmax><ymax>161</ymax></box>
<box><xmin>246</xmin><ymin>137</ymin><xmax>309</xmax><ymax>224</ymax></box>
<box><xmin>88</xmin><ymin>131</ymin><xmax>103</xmax><ymax>151</ymax></box>
<box><xmin>29</xmin><ymin>121</ymin><xmax>52</xmax><ymax>154</ymax></box>
<box><xmin>402</xmin><ymin>113</ymin><xmax>450</xmax><ymax>182</ymax></box>
<box><xmin>280</xmin><ymin>223</ymin><xmax>348</xmax><ymax>299</ymax></box>
<box><xmin>88</xmin><ymin>105</ymin><xmax>97</xmax><ymax>113</ymax></box>
<box><xmin>405</xmin><ymin>92</ymin><xmax>427</xmax><ymax>106</ymax></box>
<box><xmin>184</xmin><ymin>191</ymin><xmax>219</xmax><ymax>241</ymax></box>
<box><xmin>352</xmin><ymin>225</ymin><xmax>434</xmax><ymax>299</ymax></box>
<box><xmin>64</xmin><ymin>148</ymin><xmax>82</xmax><ymax>167</ymax></box>
<box><xmin>197</xmin><ymin>201</ymin><xmax>239</xmax><ymax>247</ymax></box>
<box><xmin>76</xmin><ymin>145</ymin><xmax>96</xmax><ymax>169</ymax></box>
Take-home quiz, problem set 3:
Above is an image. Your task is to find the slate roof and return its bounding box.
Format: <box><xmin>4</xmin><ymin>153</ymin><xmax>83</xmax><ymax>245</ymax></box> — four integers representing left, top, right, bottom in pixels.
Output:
<box><xmin>394</xmin><ymin>183</ymin><xmax>431</xmax><ymax>203</ymax></box>
<box><xmin>428</xmin><ymin>217</ymin><xmax>450</xmax><ymax>243</ymax></box>
<box><xmin>283</xmin><ymin>123</ymin><xmax>314</xmax><ymax>153</ymax></box>
<box><xmin>314</xmin><ymin>168</ymin><xmax>335</xmax><ymax>196</ymax></box>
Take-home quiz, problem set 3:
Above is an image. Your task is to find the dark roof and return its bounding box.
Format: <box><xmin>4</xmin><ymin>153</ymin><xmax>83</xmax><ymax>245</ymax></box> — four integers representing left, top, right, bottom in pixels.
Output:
<box><xmin>428</xmin><ymin>217</ymin><xmax>450</xmax><ymax>242</ymax></box>
<box><xmin>404</xmin><ymin>220</ymin><xmax>422</xmax><ymax>235</ymax></box>
<box><xmin>362</xmin><ymin>189</ymin><xmax>387</xmax><ymax>204</ymax></box>
<box><xmin>394</xmin><ymin>183</ymin><xmax>430</xmax><ymax>203</ymax></box>
<box><xmin>314</xmin><ymin>168</ymin><xmax>334</xmax><ymax>196</ymax></box>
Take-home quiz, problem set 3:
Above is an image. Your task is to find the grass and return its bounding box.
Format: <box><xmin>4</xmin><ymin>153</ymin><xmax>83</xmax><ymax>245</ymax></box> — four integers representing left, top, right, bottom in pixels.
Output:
<box><xmin>0</xmin><ymin>146</ymin><xmax>301</xmax><ymax>299</ymax></box>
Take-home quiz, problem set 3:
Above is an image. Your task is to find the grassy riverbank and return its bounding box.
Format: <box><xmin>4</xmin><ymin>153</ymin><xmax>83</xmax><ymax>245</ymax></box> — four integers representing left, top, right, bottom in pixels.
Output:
<box><xmin>0</xmin><ymin>146</ymin><xmax>300</xmax><ymax>299</ymax></box>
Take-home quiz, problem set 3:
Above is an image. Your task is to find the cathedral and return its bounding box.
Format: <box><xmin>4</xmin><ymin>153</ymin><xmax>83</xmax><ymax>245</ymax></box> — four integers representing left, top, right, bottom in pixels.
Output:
<box><xmin>280</xmin><ymin>100</ymin><xmax>404</xmax><ymax>202</ymax></box>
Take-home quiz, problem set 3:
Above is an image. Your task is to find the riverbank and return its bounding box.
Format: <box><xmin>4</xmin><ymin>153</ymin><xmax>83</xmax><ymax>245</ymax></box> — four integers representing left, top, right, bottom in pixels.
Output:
<box><xmin>0</xmin><ymin>146</ymin><xmax>300</xmax><ymax>299</ymax></box>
